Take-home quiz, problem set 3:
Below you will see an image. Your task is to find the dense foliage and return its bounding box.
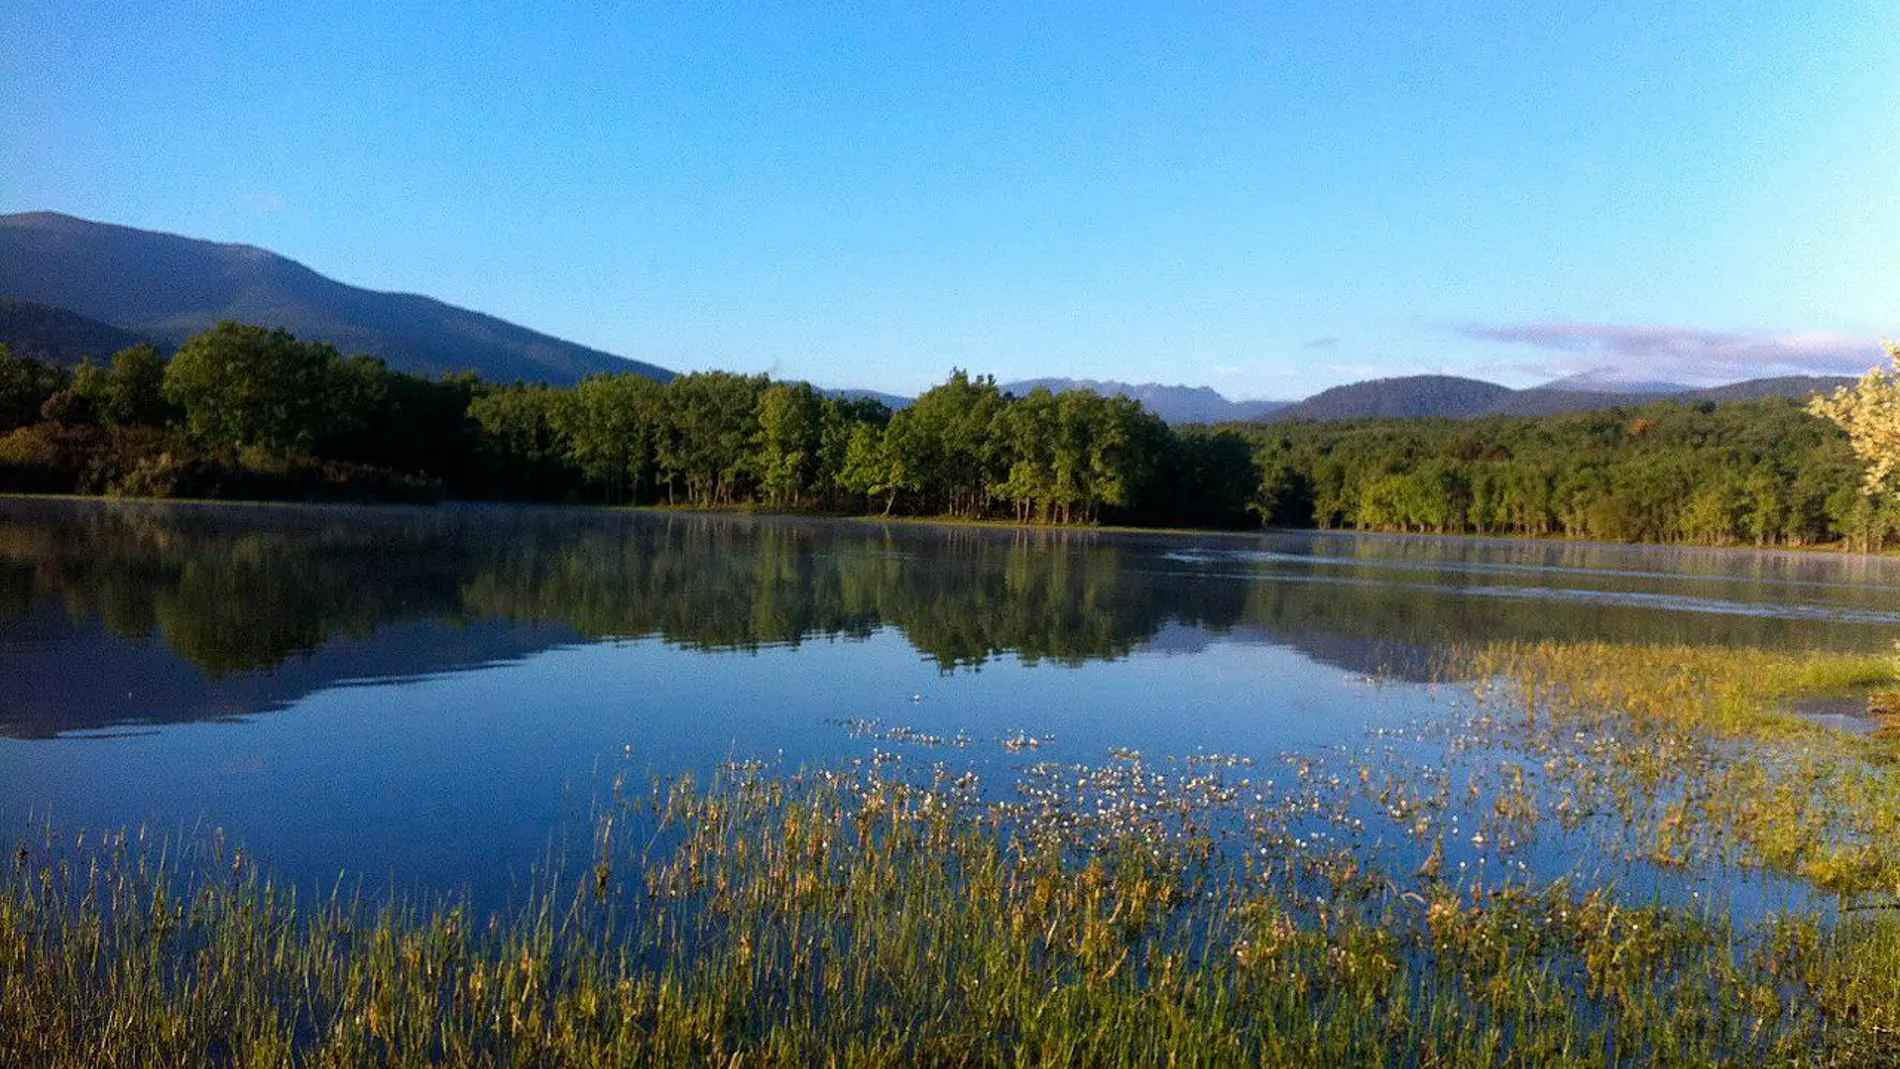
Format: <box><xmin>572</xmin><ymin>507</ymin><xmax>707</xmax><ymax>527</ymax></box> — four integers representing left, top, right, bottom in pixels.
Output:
<box><xmin>1</xmin><ymin>322</ymin><xmax>1894</xmax><ymax>548</ymax></box>
<box><xmin>0</xmin><ymin>328</ymin><xmax>1255</xmax><ymax>527</ymax></box>
<box><xmin>1239</xmin><ymin>399</ymin><xmax>1896</xmax><ymax>550</ymax></box>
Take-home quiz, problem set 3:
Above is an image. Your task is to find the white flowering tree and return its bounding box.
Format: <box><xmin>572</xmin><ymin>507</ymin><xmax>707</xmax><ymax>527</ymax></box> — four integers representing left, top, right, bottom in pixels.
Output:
<box><xmin>1809</xmin><ymin>341</ymin><xmax>1900</xmax><ymax>499</ymax></box>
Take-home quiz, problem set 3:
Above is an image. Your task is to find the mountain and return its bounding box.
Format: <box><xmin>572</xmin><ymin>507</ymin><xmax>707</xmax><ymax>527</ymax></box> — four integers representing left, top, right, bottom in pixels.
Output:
<box><xmin>1538</xmin><ymin>370</ymin><xmax>1691</xmax><ymax>394</ymax></box>
<box><xmin>0</xmin><ymin>211</ymin><xmax>672</xmax><ymax>385</ymax></box>
<box><xmin>837</xmin><ymin>371</ymin><xmax>1849</xmax><ymax>428</ymax></box>
<box><xmin>0</xmin><ymin>297</ymin><xmax>153</xmax><ymax>366</ymax></box>
<box><xmin>1681</xmin><ymin>376</ymin><xmax>1853</xmax><ymax>404</ymax></box>
<box><xmin>1255</xmin><ymin>373</ymin><xmax>1850</xmax><ymax>423</ymax></box>
<box><xmin>1267</xmin><ymin>375</ymin><xmax>1511</xmax><ymax>422</ymax></box>
<box><xmin>818</xmin><ymin>386</ymin><xmax>913</xmax><ymax>411</ymax></box>
<box><xmin>998</xmin><ymin>378</ymin><xmax>1288</xmax><ymax>425</ymax></box>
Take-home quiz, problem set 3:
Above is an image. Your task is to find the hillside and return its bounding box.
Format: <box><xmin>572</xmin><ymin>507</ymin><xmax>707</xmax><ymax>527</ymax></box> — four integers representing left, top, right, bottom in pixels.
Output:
<box><xmin>1257</xmin><ymin>374</ymin><xmax>1849</xmax><ymax>423</ymax></box>
<box><xmin>1267</xmin><ymin>375</ymin><xmax>1511</xmax><ymax>422</ymax></box>
<box><xmin>1682</xmin><ymin>375</ymin><xmax>1854</xmax><ymax>403</ymax></box>
<box><xmin>0</xmin><ymin>212</ymin><xmax>672</xmax><ymax>385</ymax></box>
<box><xmin>0</xmin><ymin>297</ymin><xmax>152</xmax><ymax>366</ymax></box>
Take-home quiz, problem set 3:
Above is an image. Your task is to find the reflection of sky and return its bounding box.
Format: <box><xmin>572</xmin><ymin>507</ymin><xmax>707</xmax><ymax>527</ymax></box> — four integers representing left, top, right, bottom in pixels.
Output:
<box><xmin>6</xmin><ymin>510</ymin><xmax>1900</xmax><ymax>912</ymax></box>
<box><xmin>0</xmin><ymin>632</ymin><xmax>1433</xmax><ymax>905</ymax></box>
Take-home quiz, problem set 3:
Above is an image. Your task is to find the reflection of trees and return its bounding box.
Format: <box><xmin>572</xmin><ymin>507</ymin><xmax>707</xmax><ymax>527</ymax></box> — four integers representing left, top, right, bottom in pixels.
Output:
<box><xmin>0</xmin><ymin>505</ymin><xmax>1223</xmax><ymax>676</ymax></box>
<box><xmin>0</xmin><ymin>502</ymin><xmax>1892</xmax><ymax>685</ymax></box>
<box><xmin>455</xmin><ymin>520</ymin><xmax>1197</xmax><ymax>669</ymax></box>
<box><xmin>0</xmin><ymin>504</ymin><xmax>474</xmax><ymax>676</ymax></box>
<box><xmin>1237</xmin><ymin>536</ymin><xmax>1900</xmax><ymax>658</ymax></box>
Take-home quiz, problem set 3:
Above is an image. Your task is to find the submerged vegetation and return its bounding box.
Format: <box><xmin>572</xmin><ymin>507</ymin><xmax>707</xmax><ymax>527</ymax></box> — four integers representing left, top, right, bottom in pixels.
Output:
<box><xmin>6</xmin><ymin>640</ymin><xmax>1900</xmax><ymax>1066</ymax></box>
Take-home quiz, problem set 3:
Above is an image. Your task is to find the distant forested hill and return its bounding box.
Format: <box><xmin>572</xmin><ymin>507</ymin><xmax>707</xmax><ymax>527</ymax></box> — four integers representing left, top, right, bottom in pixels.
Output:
<box><xmin>1258</xmin><ymin>373</ymin><xmax>1852</xmax><ymax>422</ymax></box>
<box><xmin>1266</xmin><ymin>375</ymin><xmax>1512</xmax><ymax>421</ymax></box>
<box><xmin>0</xmin><ymin>298</ymin><xmax>153</xmax><ymax>366</ymax></box>
<box><xmin>999</xmin><ymin>378</ymin><xmax>1288</xmax><ymax>425</ymax></box>
<box><xmin>0</xmin><ymin>212</ymin><xmax>672</xmax><ymax>385</ymax></box>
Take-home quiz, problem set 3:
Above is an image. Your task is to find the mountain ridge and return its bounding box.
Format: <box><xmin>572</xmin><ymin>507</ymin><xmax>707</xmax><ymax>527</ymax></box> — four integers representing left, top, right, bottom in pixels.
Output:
<box><xmin>997</xmin><ymin>377</ymin><xmax>1287</xmax><ymax>424</ymax></box>
<box><xmin>0</xmin><ymin>212</ymin><xmax>1858</xmax><ymax>418</ymax></box>
<box><xmin>0</xmin><ymin>211</ymin><xmax>672</xmax><ymax>385</ymax></box>
<box><xmin>0</xmin><ymin>297</ymin><xmax>153</xmax><ymax>366</ymax></box>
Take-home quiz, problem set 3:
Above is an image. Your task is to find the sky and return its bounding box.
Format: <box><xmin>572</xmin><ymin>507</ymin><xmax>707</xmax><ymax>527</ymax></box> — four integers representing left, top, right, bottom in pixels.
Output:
<box><xmin>4</xmin><ymin>2</ymin><xmax>1897</xmax><ymax>400</ymax></box>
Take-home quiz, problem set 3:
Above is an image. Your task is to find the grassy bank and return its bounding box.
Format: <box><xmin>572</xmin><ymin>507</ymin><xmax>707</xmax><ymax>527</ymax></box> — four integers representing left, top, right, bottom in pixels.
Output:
<box><xmin>6</xmin><ymin>642</ymin><xmax>1900</xmax><ymax>1066</ymax></box>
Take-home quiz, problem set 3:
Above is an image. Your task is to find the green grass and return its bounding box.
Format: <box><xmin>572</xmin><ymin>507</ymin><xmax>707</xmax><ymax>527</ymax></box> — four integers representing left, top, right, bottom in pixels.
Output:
<box><xmin>1452</xmin><ymin>641</ymin><xmax>1900</xmax><ymax>896</ymax></box>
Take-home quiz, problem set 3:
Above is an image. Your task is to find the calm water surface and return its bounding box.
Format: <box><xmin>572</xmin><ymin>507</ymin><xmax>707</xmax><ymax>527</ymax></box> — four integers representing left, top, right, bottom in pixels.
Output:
<box><xmin>4</xmin><ymin>498</ymin><xmax>1898</xmax><ymax>904</ymax></box>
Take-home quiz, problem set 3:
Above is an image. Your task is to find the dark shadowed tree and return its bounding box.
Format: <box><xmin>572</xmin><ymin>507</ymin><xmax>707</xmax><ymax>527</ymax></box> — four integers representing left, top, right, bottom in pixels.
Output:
<box><xmin>0</xmin><ymin>343</ymin><xmax>71</xmax><ymax>432</ymax></box>
<box><xmin>101</xmin><ymin>342</ymin><xmax>173</xmax><ymax>427</ymax></box>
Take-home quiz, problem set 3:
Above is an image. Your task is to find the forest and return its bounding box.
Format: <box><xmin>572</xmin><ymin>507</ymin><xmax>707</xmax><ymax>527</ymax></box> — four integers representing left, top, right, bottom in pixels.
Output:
<box><xmin>0</xmin><ymin>321</ymin><xmax>1253</xmax><ymax>528</ymax></box>
<box><xmin>1237</xmin><ymin>399</ymin><xmax>1900</xmax><ymax>550</ymax></box>
<box><xmin>0</xmin><ymin>320</ymin><xmax>1893</xmax><ymax>548</ymax></box>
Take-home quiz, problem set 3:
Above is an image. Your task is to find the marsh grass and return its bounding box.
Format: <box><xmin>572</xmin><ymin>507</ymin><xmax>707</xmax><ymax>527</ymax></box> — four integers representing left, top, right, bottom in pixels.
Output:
<box><xmin>1455</xmin><ymin>641</ymin><xmax>1900</xmax><ymax>897</ymax></box>
<box><xmin>8</xmin><ymin>640</ymin><xmax>1900</xmax><ymax>1066</ymax></box>
<box><xmin>0</xmin><ymin>762</ymin><xmax>1894</xmax><ymax>1066</ymax></box>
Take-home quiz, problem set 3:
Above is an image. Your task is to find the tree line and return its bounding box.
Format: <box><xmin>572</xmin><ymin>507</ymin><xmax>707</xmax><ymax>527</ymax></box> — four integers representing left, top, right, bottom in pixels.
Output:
<box><xmin>2</xmin><ymin>319</ymin><xmax>1895</xmax><ymax>548</ymax></box>
<box><xmin>0</xmin><ymin>322</ymin><xmax>1255</xmax><ymax>526</ymax></box>
<box><xmin>1237</xmin><ymin>396</ymin><xmax>1897</xmax><ymax>550</ymax></box>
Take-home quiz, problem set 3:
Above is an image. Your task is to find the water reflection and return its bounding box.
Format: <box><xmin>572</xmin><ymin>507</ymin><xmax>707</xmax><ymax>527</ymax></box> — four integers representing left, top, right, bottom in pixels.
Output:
<box><xmin>3</xmin><ymin>498</ymin><xmax>1898</xmax><ymax>739</ymax></box>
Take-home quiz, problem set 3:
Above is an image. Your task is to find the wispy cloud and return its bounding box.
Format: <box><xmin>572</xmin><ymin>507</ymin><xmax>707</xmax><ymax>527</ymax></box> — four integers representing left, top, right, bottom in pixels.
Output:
<box><xmin>1301</xmin><ymin>336</ymin><xmax>1340</xmax><ymax>350</ymax></box>
<box><xmin>237</xmin><ymin>191</ymin><xmax>285</xmax><ymax>212</ymax></box>
<box><xmin>1459</xmin><ymin>320</ymin><xmax>1882</xmax><ymax>384</ymax></box>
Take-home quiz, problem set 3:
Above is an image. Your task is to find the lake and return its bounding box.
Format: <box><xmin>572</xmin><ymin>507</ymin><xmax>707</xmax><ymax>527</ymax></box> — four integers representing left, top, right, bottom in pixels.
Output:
<box><xmin>4</xmin><ymin>497</ymin><xmax>1899</xmax><ymax>907</ymax></box>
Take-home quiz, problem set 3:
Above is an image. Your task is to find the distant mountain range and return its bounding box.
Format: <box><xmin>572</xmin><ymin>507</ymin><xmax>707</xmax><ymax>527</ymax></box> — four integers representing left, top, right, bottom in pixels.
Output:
<box><xmin>0</xmin><ymin>211</ymin><xmax>671</xmax><ymax>384</ymax></box>
<box><xmin>997</xmin><ymin>378</ymin><xmax>1288</xmax><ymax>424</ymax></box>
<box><xmin>1538</xmin><ymin>370</ymin><xmax>1691</xmax><ymax>394</ymax></box>
<box><xmin>994</xmin><ymin>373</ymin><xmax>1850</xmax><ymax>425</ymax></box>
<box><xmin>1258</xmin><ymin>373</ymin><xmax>1853</xmax><ymax>423</ymax></box>
<box><xmin>0</xmin><ymin>211</ymin><xmax>1855</xmax><ymax>421</ymax></box>
<box><xmin>819</xmin><ymin>386</ymin><xmax>915</xmax><ymax>411</ymax></box>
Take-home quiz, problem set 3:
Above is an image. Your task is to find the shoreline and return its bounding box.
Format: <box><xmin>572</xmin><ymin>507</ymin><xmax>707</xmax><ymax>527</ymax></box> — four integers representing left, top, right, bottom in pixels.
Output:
<box><xmin>6</xmin><ymin>489</ymin><xmax>1893</xmax><ymax>558</ymax></box>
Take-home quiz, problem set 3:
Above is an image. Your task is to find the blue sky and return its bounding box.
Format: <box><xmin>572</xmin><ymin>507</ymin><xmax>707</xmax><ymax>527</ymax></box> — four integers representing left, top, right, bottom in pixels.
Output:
<box><xmin>5</xmin><ymin>2</ymin><xmax>1896</xmax><ymax>399</ymax></box>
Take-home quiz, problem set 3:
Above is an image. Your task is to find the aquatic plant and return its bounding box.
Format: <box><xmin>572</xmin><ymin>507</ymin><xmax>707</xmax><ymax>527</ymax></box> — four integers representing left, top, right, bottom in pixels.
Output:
<box><xmin>7</xmin><ymin>638</ymin><xmax>1900</xmax><ymax>1065</ymax></box>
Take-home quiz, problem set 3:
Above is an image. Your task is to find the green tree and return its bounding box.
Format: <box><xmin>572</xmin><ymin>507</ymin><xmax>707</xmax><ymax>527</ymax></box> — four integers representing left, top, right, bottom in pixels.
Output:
<box><xmin>1160</xmin><ymin>429</ymin><xmax>1260</xmax><ymax>529</ymax></box>
<box><xmin>100</xmin><ymin>342</ymin><xmax>172</xmax><ymax>427</ymax></box>
<box><xmin>887</xmin><ymin>371</ymin><xmax>1007</xmax><ymax>518</ymax></box>
<box><xmin>162</xmin><ymin>322</ymin><xmax>341</xmax><ymax>454</ymax></box>
<box><xmin>837</xmin><ymin>422</ymin><xmax>900</xmax><ymax>513</ymax></box>
<box><xmin>468</xmin><ymin>383</ymin><xmax>574</xmax><ymax>499</ymax></box>
<box><xmin>816</xmin><ymin>396</ymin><xmax>890</xmax><ymax>509</ymax></box>
<box><xmin>752</xmin><ymin>382</ymin><xmax>825</xmax><ymax>508</ymax></box>
<box><xmin>656</xmin><ymin>372</ymin><xmax>768</xmax><ymax>506</ymax></box>
<box><xmin>556</xmin><ymin>373</ymin><xmax>663</xmax><ymax>502</ymax></box>
<box><xmin>40</xmin><ymin>361</ymin><xmax>104</xmax><ymax>427</ymax></box>
<box><xmin>994</xmin><ymin>388</ymin><xmax>1060</xmax><ymax>523</ymax></box>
